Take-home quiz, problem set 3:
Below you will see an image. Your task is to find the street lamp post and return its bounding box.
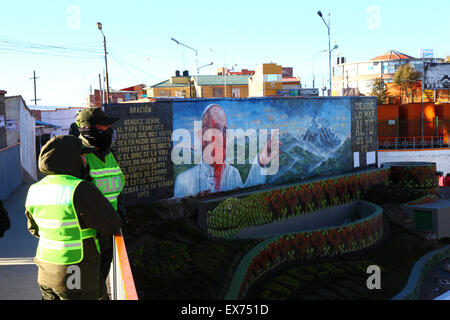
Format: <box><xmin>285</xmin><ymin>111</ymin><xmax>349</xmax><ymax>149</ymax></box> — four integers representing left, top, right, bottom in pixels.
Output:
<box><xmin>312</xmin><ymin>49</ymin><xmax>327</xmax><ymax>89</ymax></box>
<box><xmin>97</xmin><ymin>22</ymin><xmax>110</xmax><ymax>104</ymax></box>
<box><xmin>317</xmin><ymin>10</ymin><xmax>332</xmax><ymax>96</ymax></box>
<box><xmin>197</xmin><ymin>61</ymin><xmax>213</xmax><ymax>74</ymax></box>
<box><xmin>171</xmin><ymin>37</ymin><xmax>198</xmax><ymax>76</ymax></box>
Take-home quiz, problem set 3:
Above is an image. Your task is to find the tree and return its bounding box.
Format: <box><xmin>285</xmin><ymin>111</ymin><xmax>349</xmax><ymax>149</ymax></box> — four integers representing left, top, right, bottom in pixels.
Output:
<box><xmin>393</xmin><ymin>63</ymin><xmax>420</xmax><ymax>103</ymax></box>
<box><xmin>368</xmin><ymin>77</ymin><xmax>388</xmax><ymax>104</ymax></box>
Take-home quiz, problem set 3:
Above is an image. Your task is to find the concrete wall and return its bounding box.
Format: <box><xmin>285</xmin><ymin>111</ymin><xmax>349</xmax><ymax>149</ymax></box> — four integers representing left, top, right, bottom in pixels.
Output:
<box><xmin>4</xmin><ymin>96</ymin><xmax>20</xmax><ymax>147</ymax></box>
<box><xmin>378</xmin><ymin>149</ymin><xmax>450</xmax><ymax>175</ymax></box>
<box><xmin>0</xmin><ymin>91</ymin><xmax>6</xmax><ymax>149</ymax></box>
<box><xmin>19</xmin><ymin>100</ymin><xmax>37</xmax><ymax>182</ymax></box>
<box><xmin>4</xmin><ymin>96</ymin><xmax>37</xmax><ymax>182</ymax></box>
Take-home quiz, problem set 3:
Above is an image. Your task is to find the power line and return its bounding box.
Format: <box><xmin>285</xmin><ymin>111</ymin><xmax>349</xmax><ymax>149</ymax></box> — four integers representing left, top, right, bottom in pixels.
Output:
<box><xmin>108</xmin><ymin>51</ymin><xmax>162</xmax><ymax>79</ymax></box>
<box><xmin>0</xmin><ymin>36</ymin><xmax>104</xmax><ymax>59</ymax></box>
<box><xmin>0</xmin><ymin>46</ymin><xmax>103</xmax><ymax>59</ymax></box>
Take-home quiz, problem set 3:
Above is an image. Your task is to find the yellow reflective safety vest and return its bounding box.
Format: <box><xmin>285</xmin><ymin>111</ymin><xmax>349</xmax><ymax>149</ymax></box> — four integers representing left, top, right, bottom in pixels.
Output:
<box><xmin>25</xmin><ymin>175</ymin><xmax>100</xmax><ymax>265</ymax></box>
<box><xmin>85</xmin><ymin>152</ymin><xmax>124</xmax><ymax>211</ymax></box>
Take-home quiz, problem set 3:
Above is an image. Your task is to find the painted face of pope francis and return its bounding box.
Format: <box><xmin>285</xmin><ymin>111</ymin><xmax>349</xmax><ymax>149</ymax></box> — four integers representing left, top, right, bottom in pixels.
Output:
<box><xmin>200</xmin><ymin>104</ymin><xmax>227</xmax><ymax>166</ymax></box>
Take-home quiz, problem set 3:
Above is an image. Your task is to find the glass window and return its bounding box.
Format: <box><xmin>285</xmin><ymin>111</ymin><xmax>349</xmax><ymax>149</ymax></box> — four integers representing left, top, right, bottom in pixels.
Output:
<box><xmin>382</xmin><ymin>62</ymin><xmax>396</xmax><ymax>74</ymax></box>
<box><xmin>334</xmin><ymin>66</ymin><xmax>343</xmax><ymax>77</ymax></box>
<box><xmin>266</xmin><ymin>74</ymin><xmax>278</xmax><ymax>82</ymax></box>
<box><xmin>213</xmin><ymin>87</ymin><xmax>224</xmax><ymax>97</ymax></box>
<box><xmin>159</xmin><ymin>89</ymin><xmax>170</xmax><ymax>97</ymax></box>
<box><xmin>175</xmin><ymin>90</ymin><xmax>186</xmax><ymax>97</ymax></box>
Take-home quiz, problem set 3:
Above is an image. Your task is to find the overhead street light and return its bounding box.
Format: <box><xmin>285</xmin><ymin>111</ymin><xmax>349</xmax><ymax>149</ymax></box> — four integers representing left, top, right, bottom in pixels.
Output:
<box><xmin>197</xmin><ymin>61</ymin><xmax>213</xmax><ymax>74</ymax></box>
<box><xmin>97</xmin><ymin>22</ymin><xmax>110</xmax><ymax>104</ymax></box>
<box><xmin>312</xmin><ymin>43</ymin><xmax>338</xmax><ymax>89</ymax></box>
<box><xmin>171</xmin><ymin>37</ymin><xmax>198</xmax><ymax>76</ymax></box>
<box><xmin>312</xmin><ymin>49</ymin><xmax>327</xmax><ymax>89</ymax></box>
<box><xmin>317</xmin><ymin>10</ymin><xmax>333</xmax><ymax>96</ymax></box>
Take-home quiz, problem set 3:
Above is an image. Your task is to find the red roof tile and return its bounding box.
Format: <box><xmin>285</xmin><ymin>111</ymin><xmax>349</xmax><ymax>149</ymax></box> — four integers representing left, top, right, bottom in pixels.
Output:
<box><xmin>371</xmin><ymin>50</ymin><xmax>414</xmax><ymax>61</ymax></box>
<box><xmin>282</xmin><ymin>77</ymin><xmax>300</xmax><ymax>83</ymax></box>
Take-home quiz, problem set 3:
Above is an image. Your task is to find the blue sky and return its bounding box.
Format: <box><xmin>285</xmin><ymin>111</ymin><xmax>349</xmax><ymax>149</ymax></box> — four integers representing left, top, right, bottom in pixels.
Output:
<box><xmin>0</xmin><ymin>0</ymin><xmax>449</xmax><ymax>106</ymax></box>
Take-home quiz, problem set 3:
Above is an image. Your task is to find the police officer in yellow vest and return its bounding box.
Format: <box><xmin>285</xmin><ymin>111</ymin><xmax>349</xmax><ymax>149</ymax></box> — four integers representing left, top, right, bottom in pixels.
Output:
<box><xmin>76</xmin><ymin>107</ymin><xmax>126</xmax><ymax>300</ymax></box>
<box><xmin>25</xmin><ymin>135</ymin><xmax>121</xmax><ymax>300</ymax></box>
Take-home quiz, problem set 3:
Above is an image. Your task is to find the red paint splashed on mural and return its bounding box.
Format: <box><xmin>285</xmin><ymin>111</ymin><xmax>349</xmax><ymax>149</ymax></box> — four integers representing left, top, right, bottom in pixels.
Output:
<box><xmin>209</xmin><ymin>118</ymin><xmax>226</xmax><ymax>192</ymax></box>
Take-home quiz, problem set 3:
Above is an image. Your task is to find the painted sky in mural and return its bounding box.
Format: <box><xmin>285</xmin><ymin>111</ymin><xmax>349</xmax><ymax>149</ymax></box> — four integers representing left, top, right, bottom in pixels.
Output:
<box><xmin>172</xmin><ymin>98</ymin><xmax>352</xmax><ymax>198</ymax></box>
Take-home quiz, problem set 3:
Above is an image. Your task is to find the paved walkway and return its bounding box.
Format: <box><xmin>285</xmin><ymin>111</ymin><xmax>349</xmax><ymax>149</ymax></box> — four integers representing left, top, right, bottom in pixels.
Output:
<box><xmin>0</xmin><ymin>184</ymin><xmax>41</xmax><ymax>300</ymax></box>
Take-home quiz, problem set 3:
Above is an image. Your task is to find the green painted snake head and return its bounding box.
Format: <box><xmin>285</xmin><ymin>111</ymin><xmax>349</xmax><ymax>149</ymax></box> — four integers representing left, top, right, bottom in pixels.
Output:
<box><xmin>206</xmin><ymin>195</ymin><xmax>272</xmax><ymax>238</ymax></box>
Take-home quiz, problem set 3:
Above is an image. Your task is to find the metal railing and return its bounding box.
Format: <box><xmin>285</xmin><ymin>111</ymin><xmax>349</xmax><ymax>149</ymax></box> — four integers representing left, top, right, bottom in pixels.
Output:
<box><xmin>377</xmin><ymin>136</ymin><xmax>448</xmax><ymax>150</ymax></box>
<box><xmin>109</xmin><ymin>229</ymin><xmax>138</xmax><ymax>300</ymax></box>
<box><xmin>377</xmin><ymin>118</ymin><xmax>450</xmax><ymax>149</ymax></box>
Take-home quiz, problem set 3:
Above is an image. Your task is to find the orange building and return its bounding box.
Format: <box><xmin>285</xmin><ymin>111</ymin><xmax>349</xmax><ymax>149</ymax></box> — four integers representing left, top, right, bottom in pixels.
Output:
<box><xmin>378</xmin><ymin>102</ymin><xmax>450</xmax><ymax>147</ymax></box>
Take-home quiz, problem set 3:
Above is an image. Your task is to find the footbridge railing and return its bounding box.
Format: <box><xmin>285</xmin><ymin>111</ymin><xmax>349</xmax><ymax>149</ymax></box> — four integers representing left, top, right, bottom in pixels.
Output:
<box><xmin>109</xmin><ymin>229</ymin><xmax>138</xmax><ymax>300</ymax></box>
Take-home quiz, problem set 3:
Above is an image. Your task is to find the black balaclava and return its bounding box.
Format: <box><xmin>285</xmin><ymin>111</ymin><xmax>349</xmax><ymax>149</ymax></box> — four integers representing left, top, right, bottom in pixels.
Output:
<box><xmin>79</xmin><ymin>127</ymin><xmax>113</xmax><ymax>150</ymax></box>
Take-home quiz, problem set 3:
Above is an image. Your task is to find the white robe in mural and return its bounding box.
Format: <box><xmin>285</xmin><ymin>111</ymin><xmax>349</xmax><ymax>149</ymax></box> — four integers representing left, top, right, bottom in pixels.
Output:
<box><xmin>174</xmin><ymin>156</ymin><xmax>267</xmax><ymax>198</ymax></box>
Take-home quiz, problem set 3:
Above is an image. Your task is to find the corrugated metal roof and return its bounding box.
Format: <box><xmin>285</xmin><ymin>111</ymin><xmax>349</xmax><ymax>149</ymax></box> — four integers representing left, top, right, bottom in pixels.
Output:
<box><xmin>193</xmin><ymin>75</ymin><xmax>251</xmax><ymax>86</ymax></box>
<box><xmin>27</xmin><ymin>105</ymin><xmax>87</xmax><ymax>111</ymax></box>
<box><xmin>36</xmin><ymin>120</ymin><xmax>61</xmax><ymax>128</ymax></box>
<box><xmin>150</xmin><ymin>80</ymin><xmax>189</xmax><ymax>88</ymax></box>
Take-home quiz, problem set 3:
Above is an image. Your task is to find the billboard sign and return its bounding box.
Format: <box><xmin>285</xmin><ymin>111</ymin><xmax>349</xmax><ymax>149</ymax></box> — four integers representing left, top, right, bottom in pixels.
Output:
<box><xmin>424</xmin><ymin>63</ymin><xmax>450</xmax><ymax>90</ymax></box>
<box><xmin>299</xmin><ymin>88</ymin><xmax>319</xmax><ymax>96</ymax></box>
<box><xmin>420</xmin><ymin>49</ymin><xmax>434</xmax><ymax>59</ymax></box>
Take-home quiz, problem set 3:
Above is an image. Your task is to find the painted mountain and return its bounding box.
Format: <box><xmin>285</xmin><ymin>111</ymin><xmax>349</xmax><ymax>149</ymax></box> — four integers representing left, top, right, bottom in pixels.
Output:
<box><xmin>268</xmin><ymin>117</ymin><xmax>351</xmax><ymax>185</ymax></box>
<box><xmin>296</xmin><ymin>118</ymin><xmax>342</xmax><ymax>158</ymax></box>
<box><xmin>309</xmin><ymin>138</ymin><xmax>352</xmax><ymax>176</ymax></box>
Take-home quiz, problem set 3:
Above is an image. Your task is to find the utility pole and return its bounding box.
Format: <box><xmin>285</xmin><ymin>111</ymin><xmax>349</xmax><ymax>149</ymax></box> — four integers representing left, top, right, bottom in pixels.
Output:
<box><xmin>421</xmin><ymin>54</ymin><xmax>425</xmax><ymax>140</ymax></box>
<box><xmin>97</xmin><ymin>22</ymin><xmax>110</xmax><ymax>104</ymax></box>
<box><xmin>99</xmin><ymin>73</ymin><xmax>103</xmax><ymax>106</ymax></box>
<box><xmin>317</xmin><ymin>11</ymin><xmax>333</xmax><ymax>96</ymax></box>
<box><xmin>103</xmin><ymin>69</ymin><xmax>106</xmax><ymax>104</ymax></box>
<box><xmin>30</xmin><ymin>70</ymin><xmax>41</xmax><ymax>105</ymax></box>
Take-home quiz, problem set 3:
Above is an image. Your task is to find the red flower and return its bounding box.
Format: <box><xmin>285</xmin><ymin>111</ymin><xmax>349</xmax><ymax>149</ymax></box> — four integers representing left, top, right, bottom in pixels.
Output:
<box><xmin>269</xmin><ymin>190</ymin><xmax>284</xmax><ymax>209</ymax></box>
<box><xmin>291</xmin><ymin>233</ymin><xmax>309</xmax><ymax>258</ymax></box>
<box><xmin>248</xmin><ymin>259</ymin><xmax>260</xmax><ymax>277</ymax></box>
<box><xmin>310</xmin><ymin>231</ymin><xmax>326</xmax><ymax>252</ymax></box>
<box><xmin>353</xmin><ymin>223</ymin><xmax>363</xmax><ymax>241</ymax></box>
<box><xmin>341</xmin><ymin>227</ymin><xmax>354</xmax><ymax>248</ymax></box>
<box><xmin>337</xmin><ymin>177</ymin><xmax>347</xmax><ymax>192</ymax></box>
<box><xmin>311</xmin><ymin>182</ymin><xmax>324</xmax><ymax>200</ymax></box>
<box><xmin>257</xmin><ymin>250</ymin><xmax>269</xmax><ymax>269</ymax></box>
<box><xmin>358</xmin><ymin>174</ymin><xmax>370</xmax><ymax>193</ymax></box>
<box><xmin>347</xmin><ymin>176</ymin><xmax>358</xmax><ymax>198</ymax></box>
<box><xmin>362</xmin><ymin>221</ymin><xmax>371</xmax><ymax>239</ymax></box>
<box><xmin>278</xmin><ymin>237</ymin><xmax>291</xmax><ymax>257</ymax></box>
<box><xmin>327</xmin><ymin>229</ymin><xmax>341</xmax><ymax>250</ymax></box>
<box><xmin>266</xmin><ymin>243</ymin><xmax>279</xmax><ymax>264</ymax></box>
<box><xmin>298</xmin><ymin>185</ymin><xmax>312</xmax><ymax>212</ymax></box>
<box><xmin>285</xmin><ymin>188</ymin><xmax>298</xmax><ymax>206</ymax></box>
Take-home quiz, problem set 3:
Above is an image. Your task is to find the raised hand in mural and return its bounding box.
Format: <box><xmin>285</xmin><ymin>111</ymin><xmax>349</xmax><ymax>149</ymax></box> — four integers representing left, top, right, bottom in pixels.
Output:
<box><xmin>259</xmin><ymin>128</ymin><xmax>282</xmax><ymax>168</ymax></box>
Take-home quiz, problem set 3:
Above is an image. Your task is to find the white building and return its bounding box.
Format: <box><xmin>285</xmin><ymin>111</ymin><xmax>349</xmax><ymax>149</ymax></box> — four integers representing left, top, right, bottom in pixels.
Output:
<box><xmin>28</xmin><ymin>105</ymin><xmax>88</xmax><ymax>136</ymax></box>
<box><xmin>332</xmin><ymin>50</ymin><xmax>444</xmax><ymax>96</ymax></box>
